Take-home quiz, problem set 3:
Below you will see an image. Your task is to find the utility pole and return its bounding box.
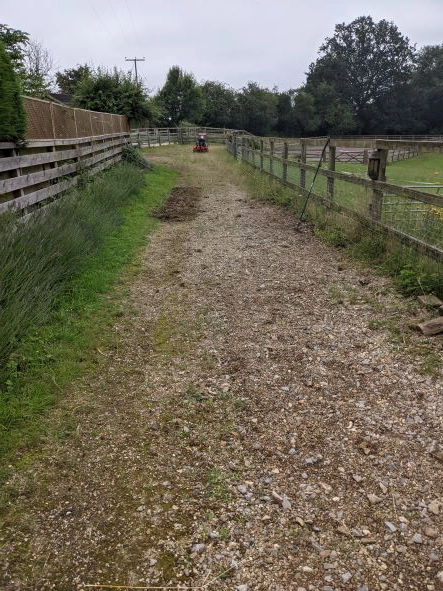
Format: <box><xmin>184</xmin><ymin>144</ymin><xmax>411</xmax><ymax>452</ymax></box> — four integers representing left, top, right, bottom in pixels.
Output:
<box><xmin>125</xmin><ymin>57</ymin><xmax>145</xmax><ymax>84</ymax></box>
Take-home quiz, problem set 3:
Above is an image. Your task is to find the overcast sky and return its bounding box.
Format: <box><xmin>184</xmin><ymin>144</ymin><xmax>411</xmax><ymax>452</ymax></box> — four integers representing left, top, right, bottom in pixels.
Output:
<box><xmin>2</xmin><ymin>0</ymin><xmax>443</xmax><ymax>93</ymax></box>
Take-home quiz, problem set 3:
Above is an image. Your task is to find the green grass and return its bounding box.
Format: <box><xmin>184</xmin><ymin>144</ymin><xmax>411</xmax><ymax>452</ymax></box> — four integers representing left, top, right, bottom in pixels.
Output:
<box><xmin>0</xmin><ymin>164</ymin><xmax>177</xmax><ymax>485</ymax></box>
<box><xmin>337</xmin><ymin>153</ymin><xmax>443</xmax><ymax>189</ymax></box>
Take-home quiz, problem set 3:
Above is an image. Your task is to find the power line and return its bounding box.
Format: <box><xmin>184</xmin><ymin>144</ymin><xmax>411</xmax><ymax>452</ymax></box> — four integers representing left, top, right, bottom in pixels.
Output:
<box><xmin>91</xmin><ymin>1</ymin><xmax>113</xmax><ymax>40</ymax></box>
<box><xmin>107</xmin><ymin>0</ymin><xmax>126</xmax><ymax>39</ymax></box>
<box><xmin>124</xmin><ymin>0</ymin><xmax>139</xmax><ymax>47</ymax></box>
<box><xmin>125</xmin><ymin>57</ymin><xmax>145</xmax><ymax>83</ymax></box>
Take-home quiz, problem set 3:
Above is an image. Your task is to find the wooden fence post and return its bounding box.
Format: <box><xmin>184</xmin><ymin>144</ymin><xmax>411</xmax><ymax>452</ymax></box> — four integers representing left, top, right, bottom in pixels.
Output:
<box><xmin>327</xmin><ymin>146</ymin><xmax>336</xmax><ymax>201</ymax></box>
<box><xmin>73</xmin><ymin>109</ymin><xmax>79</xmax><ymax>139</ymax></box>
<box><xmin>370</xmin><ymin>148</ymin><xmax>388</xmax><ymax>221</ymax></box>
<box><xmin>300</xmin><ymin>140</ymin><xmax>307</xmax><ymax>189</ymax></box>
<box><xmin>260</xmin><ymin>139</ymin><xmax>264</xmax><ymax>171</ymax></box>
<box><xmin>50</xmin><ymin>103</ymin><xmax>56</xmax><ymax>139</ymax></box>
<box><xmin>233</xmin><ymin>133</ymin><xmax>238</xmax><ymax>159</ymax></box>
<box><xmin>282</xmin><ymin>142</ymin><xmax>289</xmax><ymax>182</ymax></box>
<box><xmin>270</xmin><ymin>139</ymin><xmax>275</xmax><ymax>176</ymax></box>
<box><xmin>167</xmin><ymin>129</ymin><xmax>171</xmax><ymax>144</ymax></box>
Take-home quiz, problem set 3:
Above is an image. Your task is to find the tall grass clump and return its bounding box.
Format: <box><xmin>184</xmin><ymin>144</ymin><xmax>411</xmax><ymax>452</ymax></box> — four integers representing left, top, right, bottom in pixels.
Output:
<box><xmin>0</xmin><ymin>164</ymin><xmax>144</xmax><ymax>368</ymax></box>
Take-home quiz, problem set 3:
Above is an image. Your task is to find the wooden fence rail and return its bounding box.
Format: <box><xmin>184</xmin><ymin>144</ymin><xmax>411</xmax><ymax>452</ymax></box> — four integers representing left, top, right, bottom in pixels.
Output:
<box><xmin>0</xmin><ymin>133</ymin><xmax>130</xmax><ymax>215</ymax></box>
<box><xmin>130</xmin><ymin>126</ymin><xmax>248</xmax><ymax>147</ymax></box>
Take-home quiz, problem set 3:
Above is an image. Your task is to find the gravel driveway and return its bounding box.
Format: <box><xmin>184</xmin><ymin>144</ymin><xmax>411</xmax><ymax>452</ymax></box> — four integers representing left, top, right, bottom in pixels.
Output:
<box><xmin>1</xmin><ymin>146</ymin><xmax>442</xmax><ymax>591</ymax></box>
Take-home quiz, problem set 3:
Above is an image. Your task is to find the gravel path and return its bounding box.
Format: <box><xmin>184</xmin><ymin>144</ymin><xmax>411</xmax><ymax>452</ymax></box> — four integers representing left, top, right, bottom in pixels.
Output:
<box><xmin>1</xmin><ymin>146</ymin><xmax>442</xmax><ymax>591</ymax></box>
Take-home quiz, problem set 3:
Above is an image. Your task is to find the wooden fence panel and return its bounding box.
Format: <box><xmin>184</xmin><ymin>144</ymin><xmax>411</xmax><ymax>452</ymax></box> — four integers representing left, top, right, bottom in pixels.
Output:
<box><xmin>0</xmin><ymin>133</ymin><xmax>129</xmax><ymax>214</ymax></box>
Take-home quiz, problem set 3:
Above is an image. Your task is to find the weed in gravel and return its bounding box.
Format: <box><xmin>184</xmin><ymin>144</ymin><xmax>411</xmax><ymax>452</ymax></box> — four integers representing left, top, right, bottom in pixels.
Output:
<box><xmin>368</xmin><ymin>319</ymin><xmax>384</xmax><ymax>330</ymax></box>
<box><xmin>409</xmin><ymin>344</ymin><xmax>442</xmax><ymax>376</ymax></box>
<box><xmin>315</xmin><ymin>225</ymin><xmax>348</xmax><ymax>248</ymax></box>
<box><xmin>184</xmin><ymin>383</ymin><xmax>207</xmax><ymax>403</ymax></box>
<box><xmin>206</xmin><ymin>467</ymin><xmax>231</xmax><ymax>501</ymax></box>
<box><xmin>360</xmin><ymin>291</ymin><xmax>384</xmax><ymax>312</ymax></box>
<box><xmin>215</xmin><ymin>418</ymin><xmax>236</xmax><ymax>440</ymax></box>
<box><xmin>329</xmin><ymin>284</ymin><xmax>345</xmax><ymax>304</ymax></box>
<box><xmin>219</xmin><ymin>526</ymin><xmax>230</xmax><ymax>541</ymax></box>
<box><xmin>151</xmin><ymin>314</ymin><xmax>174</xmax><ymax>352</ymax></box>
<box><xmin>348</xmin><ymin>287</ymin><xmax>359</xmax><ymax>305</ymax></box>
<box><xmin>199</xmin><ymin>351</ymin><xmax>219</xmax><ymax>371</ymax></box>
<box><xmin>289</xmin><ymin>526</ymin><xmax>309</xmax><ymax>540</ymax></box>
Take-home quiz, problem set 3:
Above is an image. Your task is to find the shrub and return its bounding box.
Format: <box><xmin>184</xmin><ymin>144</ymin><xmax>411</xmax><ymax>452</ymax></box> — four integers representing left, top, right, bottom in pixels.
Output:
<box><xmin>122</xmin><ymin>143</ymin><xmax>153</xmax><ymax>169</ymax></box>
<box><xmin>0</xmin><ymin>39</ymin><xmax>26</xmax><ymax>142</ymax></box>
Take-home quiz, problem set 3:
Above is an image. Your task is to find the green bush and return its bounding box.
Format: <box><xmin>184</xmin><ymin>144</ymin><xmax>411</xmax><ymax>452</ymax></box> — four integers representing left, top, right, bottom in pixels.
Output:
<box><xmin>0</xmin><ymin>39</ymin><xmax>26</xmax><ymax>142</ymax></box>
<box><xmin>397</xmin><ymin>266</ymin><xmax>443</xmax><ymax>296</ymax></box>
<box><xmin>122</xmin><ymin>143</ymin><xmax>153</xmax><ymax>169</ymax></box>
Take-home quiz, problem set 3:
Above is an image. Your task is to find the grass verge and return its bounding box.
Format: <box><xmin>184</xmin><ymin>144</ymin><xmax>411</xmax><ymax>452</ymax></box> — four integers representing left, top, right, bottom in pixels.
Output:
<box><xmin>0</xmin><ymin>164</ymin><xmax>177</xmax><ymax>487</ymax></box>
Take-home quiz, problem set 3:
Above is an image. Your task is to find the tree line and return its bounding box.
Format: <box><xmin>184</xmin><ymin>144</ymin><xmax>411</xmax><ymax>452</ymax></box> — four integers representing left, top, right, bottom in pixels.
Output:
<box><xmin>1</xmin><ymin>16</ymin><xmax>443</xmax><ymax>140</ymax></box>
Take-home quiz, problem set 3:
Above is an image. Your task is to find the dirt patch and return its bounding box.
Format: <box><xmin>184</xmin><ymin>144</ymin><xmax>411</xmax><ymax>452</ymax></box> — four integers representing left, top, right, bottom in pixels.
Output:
<box><xmin>153</xmin><ymin>185</ymin><xmax>202</xmax><ymax>221</ymax></box>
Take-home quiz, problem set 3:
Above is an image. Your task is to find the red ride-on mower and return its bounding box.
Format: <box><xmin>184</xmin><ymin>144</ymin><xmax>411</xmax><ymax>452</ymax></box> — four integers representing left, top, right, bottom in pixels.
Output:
<box><xmin>193</xmin><ymin>133</ymin><xmax>209</xmax><ymax>152</ymax></box>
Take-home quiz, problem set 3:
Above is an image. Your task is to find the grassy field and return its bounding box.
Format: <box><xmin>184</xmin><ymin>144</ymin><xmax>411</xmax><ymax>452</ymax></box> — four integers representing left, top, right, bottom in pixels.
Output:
<box><xmin>0</xmin><ymin>164</ymin><xmax>177</xmax><ymax>487</ymax></box>
<box><xmin>337</xmin><ymin>153</ymin><xmax>443</xmax><ymax>190</ymax></box>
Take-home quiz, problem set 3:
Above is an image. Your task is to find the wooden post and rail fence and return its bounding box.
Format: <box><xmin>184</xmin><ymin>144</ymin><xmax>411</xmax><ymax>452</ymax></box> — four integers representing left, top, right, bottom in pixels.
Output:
<box><xmin>226</xmin><ymin>133</ymin><xmax>443</xmax><ymax>263</ymax></box>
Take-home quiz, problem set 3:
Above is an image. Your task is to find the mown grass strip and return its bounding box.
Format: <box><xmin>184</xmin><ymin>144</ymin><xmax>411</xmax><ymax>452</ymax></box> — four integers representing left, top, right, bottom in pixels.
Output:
<box><xmin>0</xmin><ymin>164</ymin><xmax>177</xmax><ymax>486</ymax></box>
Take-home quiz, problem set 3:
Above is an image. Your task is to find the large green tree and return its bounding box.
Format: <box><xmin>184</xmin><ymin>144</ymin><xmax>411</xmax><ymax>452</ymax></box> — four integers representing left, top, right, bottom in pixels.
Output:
<box><xmin>0</xmin><ymin>39</ymin><xmax>26</xmax><ymax>142</ymax></box>
<box><xmin>291</xmin><ymin>91</ymin><xmax>320</xmax><ymax>136</ymax></box>
<box><xmin>200</xmin><ymin>81</ymin><xmax>238</xmax><ymax>128</ymax></box>
<box><xmin>236</xmin><ymin>82</ymin><xmax>277</xmax><ymax>136</ymax></box>
<box><xmin>155</xmin><ymin>66</ymin><xmax>204</xmax><ymax>125</ymax></box>
<box><xmin>274</xmin><ymin>90</ymin><xmax>300</xmax><ymax>137</ymax></box>
<box><xmin>0</xmin><ymin>24</ymin><xmax>28</xmax><ymax>73</ymax></box>
<box><xmin>73</xmin><ymin>67</ymin><xmax>155</xmax><ymax>123</ymax></box>
<box><xmin>410</xmin><ymin>45</ymin><xmax>443</xmax><ymax>133</ymax></box>
<box><xmin>304</xmin><ymin>81</ymin><xmax>357</xmax><ymax>135</ymax></box>
<box><xmin>306</xmin><ymin>16</ymin><xmax>416</xmax><ymax>133</ymax></box>
<box><xmin>56</xmin><ymin>64</ymin><xmax>92</xmax><ymax>94</ymax></box>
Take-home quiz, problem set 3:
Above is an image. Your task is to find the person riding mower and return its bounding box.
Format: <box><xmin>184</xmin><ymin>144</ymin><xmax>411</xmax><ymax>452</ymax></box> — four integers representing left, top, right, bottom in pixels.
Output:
<box><xmin>193</xmin><ymin>133</ymin><xmax>209</xmax><ymax>152</ymax></box>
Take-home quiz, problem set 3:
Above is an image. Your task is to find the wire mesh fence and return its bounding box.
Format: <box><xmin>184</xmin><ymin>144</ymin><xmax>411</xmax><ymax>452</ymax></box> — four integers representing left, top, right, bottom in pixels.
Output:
<box><xmin>22</xmin><ymin>97</ymin><xmax>129</xmax><ymax>140</ymax></box>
